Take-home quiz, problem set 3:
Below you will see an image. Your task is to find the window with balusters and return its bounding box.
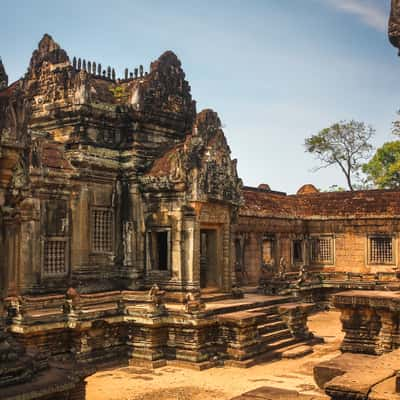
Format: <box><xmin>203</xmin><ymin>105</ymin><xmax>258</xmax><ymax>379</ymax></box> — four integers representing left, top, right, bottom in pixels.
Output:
<box><xmin>91</xmin><ymin>208</ymin><xmax>114</xmax><ymax>253</ymax></box>
<box><xmin>368</xmin><ymin>235</ymin><xmax>395</xmax><ymax>265</ymax></box>
<box><xmin>310</xmin><ymin>236</ymin><xmax>334</xmax><ymax>264</ymax></box>
<box><xmin>42</xmin><ymin>238</ymin><xmax>68</xmax><ymax>277</ymax></box>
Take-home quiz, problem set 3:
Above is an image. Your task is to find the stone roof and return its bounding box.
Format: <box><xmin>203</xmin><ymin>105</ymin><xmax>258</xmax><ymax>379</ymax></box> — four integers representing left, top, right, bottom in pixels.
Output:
<box><xmin>240</xmin><ymin>187</ymin><xmax>400</xmax><ymax>219</ymax></box>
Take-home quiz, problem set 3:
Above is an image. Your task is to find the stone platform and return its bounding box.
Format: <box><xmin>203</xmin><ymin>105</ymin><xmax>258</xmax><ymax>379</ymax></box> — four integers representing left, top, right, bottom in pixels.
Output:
<box><xmin>3</xmin><ymin>290</ymin><xmax>319</xmax><ymax>373</ymax></box>
<box><xmin>314</xmin><ymin>349</ymin><xmax>400</xmax><ymax>400</ymax></box>
<box><xmin>333</xmin><ymin>290</ymin><xmax>400</xmax><ymax>355</ymax></box>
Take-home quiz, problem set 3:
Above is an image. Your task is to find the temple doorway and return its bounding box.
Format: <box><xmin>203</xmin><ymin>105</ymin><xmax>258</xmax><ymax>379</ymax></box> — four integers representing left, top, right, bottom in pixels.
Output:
<box><xmin>200</xmin><ymin>229</ymin><xmax>218</xmax><ymax>288</ymax></box>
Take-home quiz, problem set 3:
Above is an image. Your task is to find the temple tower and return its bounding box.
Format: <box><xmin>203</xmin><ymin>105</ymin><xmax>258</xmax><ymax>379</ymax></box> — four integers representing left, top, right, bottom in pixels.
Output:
<box><xmin>0</xmin><ymin>58</ymin><xmax>8</xmax><ymax>89</ymax></box>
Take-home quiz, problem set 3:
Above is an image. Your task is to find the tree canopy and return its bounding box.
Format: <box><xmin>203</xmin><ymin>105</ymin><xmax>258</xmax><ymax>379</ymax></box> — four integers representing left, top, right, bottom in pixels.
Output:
<box><xmin>305</xmin><ymin>120</ymin><xmax>374</xmax><ymax>191</ymax></box>
<box><xmin>362</xmin><ymin>141</ymin><xmax>400</xmax><ymax>189</ymax></box>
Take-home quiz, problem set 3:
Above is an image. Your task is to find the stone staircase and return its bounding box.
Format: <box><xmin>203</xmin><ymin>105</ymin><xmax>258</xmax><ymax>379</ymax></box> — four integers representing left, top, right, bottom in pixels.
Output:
<box><xmin>216</xmin><ymin>296</ymin><xmax>315</xmax><ymax>367</ymax></box>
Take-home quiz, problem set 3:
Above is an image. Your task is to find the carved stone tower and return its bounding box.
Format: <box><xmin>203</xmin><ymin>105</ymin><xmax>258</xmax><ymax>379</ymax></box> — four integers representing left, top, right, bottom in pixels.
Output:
<box><xmin>0</xmin><ymin>58</ymin><xmax>8</xmax><ymax>89</ymax></box>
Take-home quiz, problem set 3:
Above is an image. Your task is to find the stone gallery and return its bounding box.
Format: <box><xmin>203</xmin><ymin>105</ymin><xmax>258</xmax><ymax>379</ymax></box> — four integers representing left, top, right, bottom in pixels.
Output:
<box><xmin>2</xmin><ymin>3</ymin><xmax>400</xmax><ymax>398</ymax></box>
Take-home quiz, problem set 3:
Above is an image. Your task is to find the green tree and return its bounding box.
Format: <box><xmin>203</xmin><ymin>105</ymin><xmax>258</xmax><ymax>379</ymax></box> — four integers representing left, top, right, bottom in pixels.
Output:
<box><xmin>362</xmin><ymin>141</ymin><xmax>400</xmax><ymax>189</ymax></box>
<box><xmin>305</xmin><ymin>120</ymin><xmax>374</xmax><ymax>191</ymax></box>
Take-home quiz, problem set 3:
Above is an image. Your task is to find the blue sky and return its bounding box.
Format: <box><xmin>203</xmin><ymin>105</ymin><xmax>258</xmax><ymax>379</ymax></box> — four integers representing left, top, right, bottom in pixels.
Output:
<box><xmin>1</xmin><ymin>0</ymin><xmax>398</xmax><ymax>193</ymax></box>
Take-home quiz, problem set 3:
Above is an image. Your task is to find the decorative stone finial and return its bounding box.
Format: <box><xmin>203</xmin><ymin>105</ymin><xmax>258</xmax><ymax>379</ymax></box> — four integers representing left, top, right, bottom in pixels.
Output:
<box><xmin>82</xmin><ymin>59</ymin><xmax>86</xmax><ymax>71</ymax></box>
<box><xmin>87</xmin><ymin>61</ymin><xmax>91</xmax><ymax>73</ymax></box>
<box><xmin>77</xmin><ymin>58</ymin><xmax>81</xmax><ymax>70</ymax></box>
<box><xmin>139</xmin><ymin>65</ymin><xmax>143</xmax><ymax>77</ymax></box>
<box><xmin>134</xmin><ymin>68</ymin><xmax>138</xmax><ymax>78</ymax></box>
<box><xmin>111</xmin><ymin>68</ymin><xmax>116</xmax><ymax>80</ymax></box>
<box><xmin>97</xmin><ymin>63</ymin><xmax>101</xmax><ymax>76</ymax></box>
<box><xmin>107</xmin><ymin>66</ymin><xmax>111</xmax><ymax>79</ymax></box>
<box><xmin>0</xmin><ymin>57</ymin><xmax>8</xmax><ymax>89</ymax></box>
<box><xmin>72</xmin><ymin>56</ymin><xmax>77</xmax><ymax>69</ymax></box>
<box><xmin>92</xmin><ymin>62</ymin><xmax>96</xmax><ymax>74</ymax></box>
<box><xmin>124</xmin><ymin>68</ymin><xmax>128</xmax><ymax>80</ymax></box>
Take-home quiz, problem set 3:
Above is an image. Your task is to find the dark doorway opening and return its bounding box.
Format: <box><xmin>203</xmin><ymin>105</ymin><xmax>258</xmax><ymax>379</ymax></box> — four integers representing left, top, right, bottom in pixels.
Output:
<box><xmin>156</xmin><ymin>231</ymin><xmax>168</xmax><ymax>271</ymax></box>
<box><xmin>200</xmin><ymin>229</ymin><xmax>218</xmax><ymax>288</ymax></box>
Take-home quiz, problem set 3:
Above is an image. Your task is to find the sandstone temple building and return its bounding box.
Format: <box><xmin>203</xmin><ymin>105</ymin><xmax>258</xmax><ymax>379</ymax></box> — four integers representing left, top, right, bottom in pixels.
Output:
<box><xmin>2</xmin><ymin>34</ymin><xmax>400</xmax><ymax>399</ymax></box>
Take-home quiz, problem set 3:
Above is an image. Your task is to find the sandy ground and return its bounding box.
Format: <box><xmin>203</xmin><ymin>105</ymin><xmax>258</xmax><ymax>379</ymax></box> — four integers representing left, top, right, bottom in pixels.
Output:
<box><xmin>86</xmin><ymin>311</ymin><xmax>343</xmax><ymax>400</ymax></box>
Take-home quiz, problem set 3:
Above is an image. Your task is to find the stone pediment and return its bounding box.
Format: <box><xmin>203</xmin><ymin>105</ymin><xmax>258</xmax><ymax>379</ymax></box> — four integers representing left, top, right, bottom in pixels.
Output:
<box><xmin>142</xmin><ymin>109</ymin><xmax>243</xmax><ymax>205</ymax></box>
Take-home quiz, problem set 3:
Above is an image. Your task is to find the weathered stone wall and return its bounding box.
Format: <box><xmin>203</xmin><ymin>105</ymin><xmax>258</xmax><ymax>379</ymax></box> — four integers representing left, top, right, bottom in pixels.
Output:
<box><xmin>237</xmin><ymin>213</ymin><xmax>400</xmax><ymax>284</ymax></box>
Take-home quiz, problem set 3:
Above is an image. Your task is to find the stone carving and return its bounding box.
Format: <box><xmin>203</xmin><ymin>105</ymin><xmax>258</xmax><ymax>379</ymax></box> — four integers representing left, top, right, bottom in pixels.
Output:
<box><xmin>140</xmin><ymin>51</ymin><xmax>195</xmax><ymax>122</ymax></box>
<box><xmin>141</xmin><ymin>109</ymin><xmax>243</xmax><ymax>206</ymax></box>
<box><xmin>231</xmin><ymin>285</ymin><xmax>244</xmax><ymax>299</ymax></box>
<box><xmin>28</xmin><ymin>33</ymin><xmax>69</xmax><ymax>77</ymax></box>
<box><xmin>6</xmin><ymin>296</ymin><xmax>23</xmax><ymax>324</ymax></box>
<box><xmin>64</xmin><ymin>287</ymin><xmax>81</xmax><ymax>316</ymax></box>
<box><xmin>148</xmin><ymin>284</ymin><xmax>165</xmax><ymax>307</ymax></box>
<box><xmin>1</xmin><ymin>84</ymin><xmax>31</xmax><ymax>142</ymax></box>
<box><xmin>123</xmin><ymin>221</ymin><xmax>135</xmax><ymax>266</ymax></box>
<box><xmin>184</xmin><ymin>291</ymin><xmax>205</xmax><ymax>314</ymax></box>
<box><xmin>295</xmin><ymin>264</ymin><xmax>308</xmax><ymax>288</ymax></box>
<box><xmin>278</xmin><ymin>256</ymin><xmax>287</xmax><ymax>278</ymax></box>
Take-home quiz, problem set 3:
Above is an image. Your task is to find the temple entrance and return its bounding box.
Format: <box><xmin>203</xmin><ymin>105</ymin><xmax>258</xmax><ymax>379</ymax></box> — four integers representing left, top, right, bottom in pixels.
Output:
<box><xmin>200</xmin><ymin>229</ymin><xmax>218</xmax><ymax>288</ymax></box>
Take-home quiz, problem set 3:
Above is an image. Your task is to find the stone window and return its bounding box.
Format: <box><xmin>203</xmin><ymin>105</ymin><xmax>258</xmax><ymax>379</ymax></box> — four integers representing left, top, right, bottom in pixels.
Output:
<box><xmin>310</xmin><ymin>236</ymin><xmax>334</xmax><ymax>264</ymax></box>
<box><xmin>91</xmin><ymin>208</ymin><xmax>114</xmax><ymax>253</ymax></box>
<box><xmin>293</xmin><ymin>240</ymin><xmax>303</xmax><ymax>263</ymax></box>
<box><xmin>262</xmin><ymin>236</ymin><xmax>275</xmax><ymax>266</ymax></box>
<box><xmin>368</xmin><ymin>236</ymin><xmax>394</xmax><ymax>264</ymax></box>
<box><xmin>43</xmin><ymin>238</ymin><xmax>68</xmax><ymax>277</ymax></box>
<box><xmin>148</xmin><ymin>229</ymin><xmax>171</xmax><ymax>271</ymax></box>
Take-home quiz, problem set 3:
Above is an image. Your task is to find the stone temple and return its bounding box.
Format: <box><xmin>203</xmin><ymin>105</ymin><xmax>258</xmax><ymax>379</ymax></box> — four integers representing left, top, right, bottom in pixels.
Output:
<box><xmin>3</xmin><ymin>32</ymin><xmax>400</xmax><ymax>399</ymax></box>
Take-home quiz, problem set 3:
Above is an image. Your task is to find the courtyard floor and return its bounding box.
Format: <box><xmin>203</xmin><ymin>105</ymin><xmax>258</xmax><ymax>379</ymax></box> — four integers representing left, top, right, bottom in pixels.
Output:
<box><xmin>86</xmin><ymin>310</ymin><xmax>342</xmax><ymax>400</ymax></box>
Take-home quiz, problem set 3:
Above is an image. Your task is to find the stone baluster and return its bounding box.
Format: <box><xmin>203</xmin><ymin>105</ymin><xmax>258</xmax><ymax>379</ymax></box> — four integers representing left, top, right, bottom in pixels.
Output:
<box><xmin>139</xmin><ymin>65</ymin><xmax>143</xmax><ymax>77</ymax></box>
<box><xmin>134</xmin><ymin>68</ymin><xmax>138</xmax><ymax>78</ymax></box>
<box><xmin>82</xmin><ymin>59</ymin><xmax>86</xmax><ymax>71</ymax></box>
<box><xmin>77</xmin><ymin>58</ymin><xmax>82</xmax><ymax>70</ymax></box>
<box><xmin>111</xmin><ymin>68</ymin><xmax>116</xmax><ymax>80</ymax></box>
<box><xmin>129</xmin><ymin>72</ymin><xmax>133</xmax><ymax>79</ymax></box>
<box><xmin>124</xmin><ymin>68</ymin><xmax>128</xmax><ymax>80</ymax></box>
<box><xmin>98</xmin><ymin>63</ymin><xmax>102</xmax><ymax>76</ymax></box>
<box><xmin>87</xmin><ymin>61</ymin><xmax>91</xmax><ymax>74</ymax></box>
<box><xmin>107</xmin><ymin>66</ymin><xmax>111</xmax><ymax>79</ymax></box>
<box><xmin>92</xmin><ymin>62</ymin><xmax>96</xmax><ymax>75</ymax></box>
<box><xmin>72</xmin><ymin>57</ymin><xmax>77</xmax><ymax>69</ymax></box>
<box><xmin>102</xmin><ymin>69</ymin><xmax>106</xmax><ymax>78</ymax></box>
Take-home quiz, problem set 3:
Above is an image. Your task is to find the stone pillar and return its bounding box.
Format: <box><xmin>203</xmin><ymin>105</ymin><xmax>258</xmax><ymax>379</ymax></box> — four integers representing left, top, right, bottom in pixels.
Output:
<box><xmin>171</xmin><ymin>210</ymin><xmax>182</xmax><ymax>284</ymax></box>
<box><xmin>18</xmin><ymin>198</ymin><xmax>41</xmax><ymax>293</ymax></box>
<box><xmin>71</xmin><ymin>185</ymin><xmax>90</xmax><ymax>269</ymax></box>
<box><xmin>3</xmin><ymin>212</ymin><xmax>20</xmax><ymax>296</ymax></box>
<box><xmin>182</xmin><ymin>207</ymin><xmax>197</xmax><ymax>291</ymax></box>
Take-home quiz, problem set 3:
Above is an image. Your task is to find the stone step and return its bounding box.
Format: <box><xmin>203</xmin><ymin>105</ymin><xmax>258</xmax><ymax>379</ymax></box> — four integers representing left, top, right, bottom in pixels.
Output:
<box><xmin>260</xmin><ymin>329</ymin><xmax>293</xmax><ymax>345</ymax></box>
<box><xmin>258</xmin><ymin>320</ymin><xmax>287</xmax><ymax>335</ymax></box>
<box><xmin>201</xmin><ymin>292</ymin><xmax>234</xmax><ymax>303</ymax></box>
<box><xmin>206</xmin><ymin>296</ymin><xmax>296</xmax><ymax>317</ymax></box>
<box><xmin>262</xmin><ymin>336</ymin><xmax>300</xmax><ymax>353</ymax></box>
<box><xmin>224</xmin><ymin>338</ymin><xmax>304</xmax><ymax>368</ymax></box>
<box><xmin>217</xmin><ymin>305</ymin><xmax>283</xmax><ymax>326</ymax></box>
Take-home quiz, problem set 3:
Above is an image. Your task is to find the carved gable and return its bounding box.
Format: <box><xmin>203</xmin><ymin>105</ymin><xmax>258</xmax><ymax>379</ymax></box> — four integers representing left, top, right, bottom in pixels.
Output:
<box><xmin>142</xmin><ymin>109</ymin><xmax>242</xmax><ymax>206</ymax></box>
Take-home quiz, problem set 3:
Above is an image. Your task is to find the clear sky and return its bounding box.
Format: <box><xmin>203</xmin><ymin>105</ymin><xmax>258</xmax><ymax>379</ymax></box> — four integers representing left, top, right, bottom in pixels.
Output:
<box><xmin>1</xmin><ymin>0</ymin><xmax>399</xmax><ymax>193</ymax></box>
